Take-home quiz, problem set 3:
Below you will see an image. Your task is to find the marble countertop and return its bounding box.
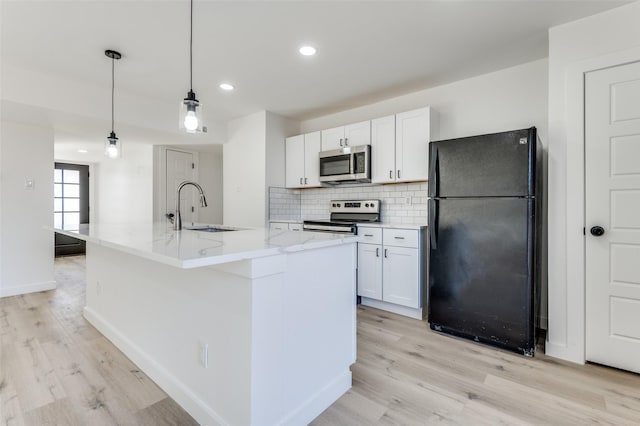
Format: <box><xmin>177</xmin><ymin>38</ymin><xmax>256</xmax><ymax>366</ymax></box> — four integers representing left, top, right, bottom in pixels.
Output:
<box><xmin>52</xmin><ymin>223</ymin><xmax>359</xmax><ymax>269</ymax></box>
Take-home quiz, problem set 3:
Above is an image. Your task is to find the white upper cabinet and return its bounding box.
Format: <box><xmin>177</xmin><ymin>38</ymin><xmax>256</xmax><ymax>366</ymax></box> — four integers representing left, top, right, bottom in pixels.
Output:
<box><xmin>285</xmin><ymin>135</ymin><xmax>305</xmax><ymax>188</ymax></box>
<box><xmin>285</xmin><ymin>132</ymin><xmax>321</xmax><ymax>189</ymax></box>
<box><xmin>304</xmin><ymin>131</ymin><xmax>321</xmax><ymax>187</ymax></box>
<box><xmin>321</xmin><ymin>120</ymin><xmax>371</xmax><ymax>151</ymax></box>
<box><xmin>371</xmin><ymin>115</ymin><xmax>396</xmax><ymax>183</ymax></box>
<box><xmin>344</xmin><ymin>121</ymin><xmax>371</xmax><ymax>147</ymax></box>
<box><xmin>395</xmin><ymin>107</ymin><xmax>438</xmax><ymax>182</ymax></box>
<box><xmin>372</xmin><ymin>107</ymin><xmax>438</xmax><ymax>184</ymax></box>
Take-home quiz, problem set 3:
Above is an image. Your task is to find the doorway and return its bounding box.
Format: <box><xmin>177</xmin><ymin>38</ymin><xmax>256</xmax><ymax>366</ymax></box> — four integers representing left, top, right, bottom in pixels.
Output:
<box><xmin>585</xmin><ymin>60</ymin><xmax>640</xmax><ymax>373</ymax></box>
<box><xmin>54</xmin><ymin>163</ymin><xmax>89</xmax><ymax>256</ymax></box>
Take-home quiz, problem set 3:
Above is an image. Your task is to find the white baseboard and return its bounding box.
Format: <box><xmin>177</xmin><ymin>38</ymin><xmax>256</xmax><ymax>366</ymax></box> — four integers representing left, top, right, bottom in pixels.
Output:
<box><xmin>280</xmin><ymin>371</ymin><xmax>352</xmax><ymax>426</ymax></box>
<box><xmin>83</xmin><ymin>307</ymin><xmax>228</xmax><ymax>426</ymax></box>
<box><xmin>0</xmin><ymin>280</ymin><xmax>56</xmax><ymax>298</ymax></box>
<box><xmin>361</xmin><ymin>297</ymin><xmax>425</xmax><ymax>320</ymax></box>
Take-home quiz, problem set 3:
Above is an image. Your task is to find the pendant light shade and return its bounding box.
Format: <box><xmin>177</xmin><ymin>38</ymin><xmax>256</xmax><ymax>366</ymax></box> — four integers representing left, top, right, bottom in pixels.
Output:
<box><xmin>105</xmin><ymin>49</ymin><xmax>122</xmax><ymax>159</ymax></box>
<box><xmin>180</xmin><ymin>0</ymin><xmax>204</xmax><ymax>133</ymax></box>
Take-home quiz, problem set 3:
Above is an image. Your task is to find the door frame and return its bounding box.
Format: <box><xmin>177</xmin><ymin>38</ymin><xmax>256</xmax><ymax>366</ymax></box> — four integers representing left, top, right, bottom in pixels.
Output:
<box><xmin>153</xmin><ymin>146</ymin><xmax>200</xmax><ymax>223</ymax></box>
<box><xmin>558</xmin><ymin>46</ymin><xmax>640</xmax><ymax>364</ymax></box>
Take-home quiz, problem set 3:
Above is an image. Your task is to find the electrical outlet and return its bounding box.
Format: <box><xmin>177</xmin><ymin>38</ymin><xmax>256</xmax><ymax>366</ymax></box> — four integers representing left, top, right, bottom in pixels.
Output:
<box><xmin>406</xmin><ymin>197</ymin><xmax>412</xmax><ymax>205</ymax></box>
<box><xmin>24</xmin><ymin>178</ymin><xmax>35</xmax><ymax>190</ymax></box>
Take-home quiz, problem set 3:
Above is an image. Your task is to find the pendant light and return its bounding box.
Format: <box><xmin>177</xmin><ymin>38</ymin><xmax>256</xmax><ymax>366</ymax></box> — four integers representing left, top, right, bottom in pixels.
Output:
<box><xmin>180</xmin><ymin>0</ymin><xmax>204</xmax><ymax>133</ymax></box>
<box><xmin>105</xmin><ymin>49</ymin><xmax>122</xmax><ymax>159</ymax></box>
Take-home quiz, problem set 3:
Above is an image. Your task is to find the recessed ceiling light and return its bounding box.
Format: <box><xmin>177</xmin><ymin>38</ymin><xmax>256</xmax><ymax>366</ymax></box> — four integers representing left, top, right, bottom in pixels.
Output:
<box><xmin>219</xmin><ymin>83</ymin><xmax>234</xmax><ymax>91</ymax></box>
<box><xmin>299</xmin><ymin>46</ymin><xmax>317</xmax><ymax>56</ymax></box>
<box><xmin>78</xmin><ymin>149</ymin><xmax>88</xmax><ymax>153</ymax></box>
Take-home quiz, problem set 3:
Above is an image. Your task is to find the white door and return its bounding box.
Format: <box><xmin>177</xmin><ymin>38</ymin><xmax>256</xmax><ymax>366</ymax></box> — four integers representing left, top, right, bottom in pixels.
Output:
<box><xmin>166</xmin><ymin>149</ymin><xmax>196</xmax><ymax>225</ymax></box>
<box><xmin>304</xmin><ymin>132</ymin><xmax>321</xmax><ymax>187</ymax></box>
<box><xmin>396</xmin><ymin>107</ymin><xmax>431</xmax><ymax>182</ymax></box>
<box><xmin>285</xmin><ymin>135</ymin><xmax>305</xmax><ymax>188</ymax></box>
<box><xmin>585</xmin><ymin>61</ymin><xmax>640</xmax><ymax>373</ymax></box>
<box><xmin>382</xmin><ymin>246</ymin><xmax>419</xmax><ymax>308</ymax></box>
<box><xmin>371</xmin><ymin>115</ymin><xmax>396</xmax><ymax>184</ymax></box>
<box><xmin>357</xmin><ymin>243</ymin><xmax>383</xmax><ymax>300</ymax></box>
<box><xmin>344</xmin><ymin>120</ymin><xmax>371</xmax><ymax>147</ymax></box>
<box><xmin>321</xmin><ymin>126</ymin><xmax>345</xmax><ymax>151</ymax></box>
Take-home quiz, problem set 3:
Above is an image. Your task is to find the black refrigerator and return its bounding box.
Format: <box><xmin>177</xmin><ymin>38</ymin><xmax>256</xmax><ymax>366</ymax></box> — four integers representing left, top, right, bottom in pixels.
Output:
<box><xmin>427</xmin><ymin>127</ymin><xmax>541</xmax><ymax>356</ymax></box>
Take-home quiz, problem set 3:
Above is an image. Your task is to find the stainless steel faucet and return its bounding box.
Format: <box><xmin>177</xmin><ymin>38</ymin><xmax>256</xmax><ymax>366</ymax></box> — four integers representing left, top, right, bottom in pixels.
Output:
<box><xmin>174</xmin><ymin>181</ymin><xmax>208</xmax><ymax>231</ymax></box>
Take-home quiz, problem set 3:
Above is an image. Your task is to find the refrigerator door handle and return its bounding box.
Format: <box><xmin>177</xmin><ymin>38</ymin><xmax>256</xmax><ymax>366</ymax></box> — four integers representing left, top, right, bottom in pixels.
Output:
<box><xmin>429</xmin><ymin>199</ymin><xmax>438</xmax><ymax>249</ymax></box>
<box><xmin>429</xmin><ymin>146</ymin><xmax>439</xmax><ymax>197</ymax></box>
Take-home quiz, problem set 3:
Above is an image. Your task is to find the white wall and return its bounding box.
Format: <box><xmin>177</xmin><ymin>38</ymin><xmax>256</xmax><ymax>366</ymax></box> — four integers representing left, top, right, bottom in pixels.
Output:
<box><xmin>94</xmin><ymin>144</ymin><xmax>153</xmax><ymax>224</ymax></box>
<box><xmin>196</xmin><ymin>148</ymin><xmax>223</xmax><ymax>224</ymax></box>
<box><xmin>301</xmin><ymin>59</ymin><xmax>548</xmax><ymax>142</ymax></box>
<box><xmin>223</xmin><ymin>111</ymin><xmax>297</xmax><ymax>228</ymax></box>
<box><xmin>0</xmin><ymin>121</ymin><xmax>55</xmax><ymax>297</ymax></box>
<box><xmin>546</xmin><ymin>1</ymin><xmax>640</xmax><ymax>364</ymax></box>
<box><xmin>224</xmin><ymin>111</ymin><xmax>267</xmax><ymax>227</ymax></box>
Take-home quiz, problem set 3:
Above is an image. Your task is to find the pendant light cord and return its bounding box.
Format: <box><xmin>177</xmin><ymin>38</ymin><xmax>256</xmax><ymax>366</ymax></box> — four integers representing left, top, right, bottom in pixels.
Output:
<box><xmin>111</xmin><ymin>56</ymin><xmax>115</xmax><ymax>133</ymax></box>
<box><xmin>189</xmin><ymin>0</ymin><xmax>193</xmax><ymax>91</ymax></box>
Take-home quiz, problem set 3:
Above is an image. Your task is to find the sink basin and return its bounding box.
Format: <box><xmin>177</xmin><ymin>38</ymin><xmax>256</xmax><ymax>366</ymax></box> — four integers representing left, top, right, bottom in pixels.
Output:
<box><xmin>185</xmin><ymin>226</ymin><xmax>237</xmax><ymax>233</ymax></box>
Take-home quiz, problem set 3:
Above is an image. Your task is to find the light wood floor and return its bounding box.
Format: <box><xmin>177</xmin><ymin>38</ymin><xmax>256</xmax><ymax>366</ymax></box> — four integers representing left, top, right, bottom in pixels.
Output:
<box><xmin>2</xmin><ymin>256</ymin><xmax>640</xmax><ymax>425</ymax></box>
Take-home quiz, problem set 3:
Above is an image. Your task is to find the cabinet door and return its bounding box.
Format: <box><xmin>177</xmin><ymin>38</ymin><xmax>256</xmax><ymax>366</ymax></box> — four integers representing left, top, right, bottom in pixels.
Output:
<box><xmin>270</xmin><ymin>222</ymin><xmax>288</xmax><ymax>231</ymax></box>
<box><xmin>395</xmin><ymin>107</ymin><xmax>431</xmax><ymax>182</ymax></box>
<box><xmin>371</xmin><ymin>115</ymin><xmax>396</xmax><ymax>183</ymax></box>
<box><xmin>344</xmin><ymin>120</ymin><xmax>371</xmax><ymax>147</ymax></box>
<box><xmin>304</xmin><ymin>131</ymin><xmax>321</xmax><ymax>187</ymax></box>
<box><xmin>357</xmin><ymin>243</ymin><xmax>383</xmax><ymax>300</ymax></box>
<box><xmin>321</xmin><ymin>126</ymin><xmax>345</xmax><ymax>151</ymax></box>
<box><xmin>383</xmin><ymin>246</ymin><xmax>420</xmax><ymax>308</ymax></box>
<box><xmin>285</xmin><ymin>135</ymin><xmax>305</xmax><ymax>188</ymax></box>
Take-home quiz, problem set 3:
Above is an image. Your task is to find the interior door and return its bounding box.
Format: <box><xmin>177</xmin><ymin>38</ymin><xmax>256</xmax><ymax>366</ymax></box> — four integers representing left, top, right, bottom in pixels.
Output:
<box><xmin>166</xmin><ymin>149</ymin><xmax>195</xmax><ymax>226</ymax></box>
<box><xmin>585</xmin><ymin>61</ymin><xmax>640</xmax><ymax>373</ymax></box>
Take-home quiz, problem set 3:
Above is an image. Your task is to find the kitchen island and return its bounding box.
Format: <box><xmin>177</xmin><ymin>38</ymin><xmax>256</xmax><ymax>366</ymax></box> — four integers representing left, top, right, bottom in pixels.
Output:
<box><xmin>53</xmin><ymin>223</ymin><xmax>359</xmax><ymax>426</ymax></box>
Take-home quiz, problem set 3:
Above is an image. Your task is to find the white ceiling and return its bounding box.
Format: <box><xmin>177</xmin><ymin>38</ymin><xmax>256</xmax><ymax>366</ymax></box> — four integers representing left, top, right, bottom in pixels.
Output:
<box><xmin>0</xmin><ymin>0</ymin><xmax>630</xmax><ymax>160</ymax></box>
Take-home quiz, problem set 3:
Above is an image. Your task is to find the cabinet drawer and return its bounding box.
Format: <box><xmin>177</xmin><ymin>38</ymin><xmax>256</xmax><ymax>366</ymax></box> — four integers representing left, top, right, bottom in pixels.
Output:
<box><xmin>358</xmin><ymin>227</ymin><xmax>382</xmax><ymax>244</ymax></box>
<box><xmin>383</xmin><ymin>228</ymin><xmax>419</xmax><ymax>248</ymax></box>
<box><xmin>269</xmin><ymin>222</ymin><xmax>288</xmax><ymax>231</ymax></box>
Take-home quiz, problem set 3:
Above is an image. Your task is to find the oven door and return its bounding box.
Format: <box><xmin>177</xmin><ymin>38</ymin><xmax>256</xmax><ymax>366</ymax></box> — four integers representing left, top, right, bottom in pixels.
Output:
<box><xmin>319</xmin><ymin>149</ymin><xmax>353</xmax><ymax>183</ymax></box>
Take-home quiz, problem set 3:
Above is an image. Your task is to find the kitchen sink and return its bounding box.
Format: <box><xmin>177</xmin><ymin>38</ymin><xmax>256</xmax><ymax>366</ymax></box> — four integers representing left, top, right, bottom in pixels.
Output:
<box><xmin>185</xmin><ymin>226</ymin><xmax>237</xmax><ymax>233</ymax></box>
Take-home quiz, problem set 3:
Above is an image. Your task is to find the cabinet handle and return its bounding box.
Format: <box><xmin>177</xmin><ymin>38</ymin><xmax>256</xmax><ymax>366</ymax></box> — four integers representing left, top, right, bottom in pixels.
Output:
<box><xmin>344</xmin><ymin>137</ymin><xmax>348</xmax><ymax>146</ymax></box>
<box><xmin>304</xmin><ymin>177</ymin><xmax>308</xmax><ymax>185</ymax></box>
<box><xmin>389</xmin><ymin>170</ymin><xmax>393</xmax><ymax>179</ymax></box>
<box><xmin>299</xmin><ymin>177</ymin><xmax>303</xmax><ymax>185</ymax></box>
<box><xmin>339</xmin><ymin>138</ymin><xmax>343</xmax><ymax>147</ymax></box>
<box><xmin>384</xmin><ymin>249</ymin><xmax>388</xmax><ymax>258</ymax></box>
<box><xmin>376</xmin><ymin>247</ymin><xmax>380</xmax><ymax>257</ymax></box>
<box><xmin>394</xmin><ymin>236</ymin><xmax>405</xmax><ymax>240</ymax></box>
<box><xmin>364</xmin><ymin>234</ymin><xmax>374</xmax><ymax>237</ymax></box>
<box><xmin>397</xmin><ymin>170</ymin><xmax>401</xmax><ymax>179</ymax></box>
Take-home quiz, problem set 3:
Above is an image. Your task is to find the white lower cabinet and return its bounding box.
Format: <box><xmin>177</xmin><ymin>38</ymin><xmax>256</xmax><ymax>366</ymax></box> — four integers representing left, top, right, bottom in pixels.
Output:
<box><xmin>269</xmin><ymin>221</ymin><xmax>302</xmax><ymax>231</ymax></box>
<box><xmin>357</xmin><ymin>226</ymin><xmax>426</xmax><ymax>319</ymax></box>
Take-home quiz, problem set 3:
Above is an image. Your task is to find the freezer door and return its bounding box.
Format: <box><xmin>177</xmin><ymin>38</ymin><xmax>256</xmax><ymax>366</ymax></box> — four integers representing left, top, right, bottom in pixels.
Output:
<box><xmin>428</xmin><ymin>197</ymin><xmax>535</xmax><ymax>355</ymax></box>
<box><xmin>428</xmin><ymin>128</ymin><xmax>536</xmax><ymax>198</ymax></box>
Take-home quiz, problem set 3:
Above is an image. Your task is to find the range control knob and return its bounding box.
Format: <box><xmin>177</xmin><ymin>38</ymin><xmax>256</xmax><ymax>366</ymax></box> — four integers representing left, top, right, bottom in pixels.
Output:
<box><xmin>337</xmin><ymin>203</ymin><xmax>341</xmax><ymax>208</ymax></box>
<box><xmin>332</xmin><ymin>203</ymin><xmax>336</xmax><ymax>207</ymax></box>
<box><xmin>365</xmin><ymin>203</ymin><xmax>369</xmax><ymax>207</ymax></box>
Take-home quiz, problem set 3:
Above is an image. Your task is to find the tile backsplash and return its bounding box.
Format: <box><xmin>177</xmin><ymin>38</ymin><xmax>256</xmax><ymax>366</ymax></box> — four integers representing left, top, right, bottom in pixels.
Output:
<box><xmin>269</xmin><ymin>182</ymin><xmax>428</xmax><ymax>225</ymax></box>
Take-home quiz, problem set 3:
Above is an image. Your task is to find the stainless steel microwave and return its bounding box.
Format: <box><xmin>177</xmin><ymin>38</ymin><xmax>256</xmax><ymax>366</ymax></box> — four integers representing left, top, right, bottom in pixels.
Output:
<box><xmin>319</xmin><ymin>145</ymin><xmax>371</xmax><ymax>184</ymax></box>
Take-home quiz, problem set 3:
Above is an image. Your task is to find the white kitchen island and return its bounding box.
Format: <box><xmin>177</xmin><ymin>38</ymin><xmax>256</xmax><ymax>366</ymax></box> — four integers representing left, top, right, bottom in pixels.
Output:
<box><xmin>54</xmin><ymin>223</ymin><xmax>359</xmax><ymax>426</ymax></box>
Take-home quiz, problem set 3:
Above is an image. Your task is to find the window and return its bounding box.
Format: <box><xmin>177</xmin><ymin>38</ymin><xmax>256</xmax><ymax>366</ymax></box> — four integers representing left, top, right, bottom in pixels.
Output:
<box><xmin>54</xmin><ymin>168</ymin><xmax>81</xmax><ymax>231</ymax></box>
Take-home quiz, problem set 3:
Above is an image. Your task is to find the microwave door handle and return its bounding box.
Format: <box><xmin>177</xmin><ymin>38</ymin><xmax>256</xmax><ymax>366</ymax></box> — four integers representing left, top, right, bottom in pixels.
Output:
<box><xmin>350</xmin><ymin>153</ymin><xmax>355</xmax><ymax>175</ymax></box>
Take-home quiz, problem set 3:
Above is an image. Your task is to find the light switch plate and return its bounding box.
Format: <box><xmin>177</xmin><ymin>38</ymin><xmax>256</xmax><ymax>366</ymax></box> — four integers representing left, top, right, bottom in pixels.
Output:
<box><xmin>25</xmin><ymin>178</ymin><xmax>35</xmax><ymax>190</ymax></box>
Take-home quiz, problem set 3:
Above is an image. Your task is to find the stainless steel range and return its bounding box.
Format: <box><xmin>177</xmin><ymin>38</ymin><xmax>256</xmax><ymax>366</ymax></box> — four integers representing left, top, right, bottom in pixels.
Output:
<box><xmin>303</xmin><ymin>199</ymin><xmax>381</xmax><ymax>234</ymax></box>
